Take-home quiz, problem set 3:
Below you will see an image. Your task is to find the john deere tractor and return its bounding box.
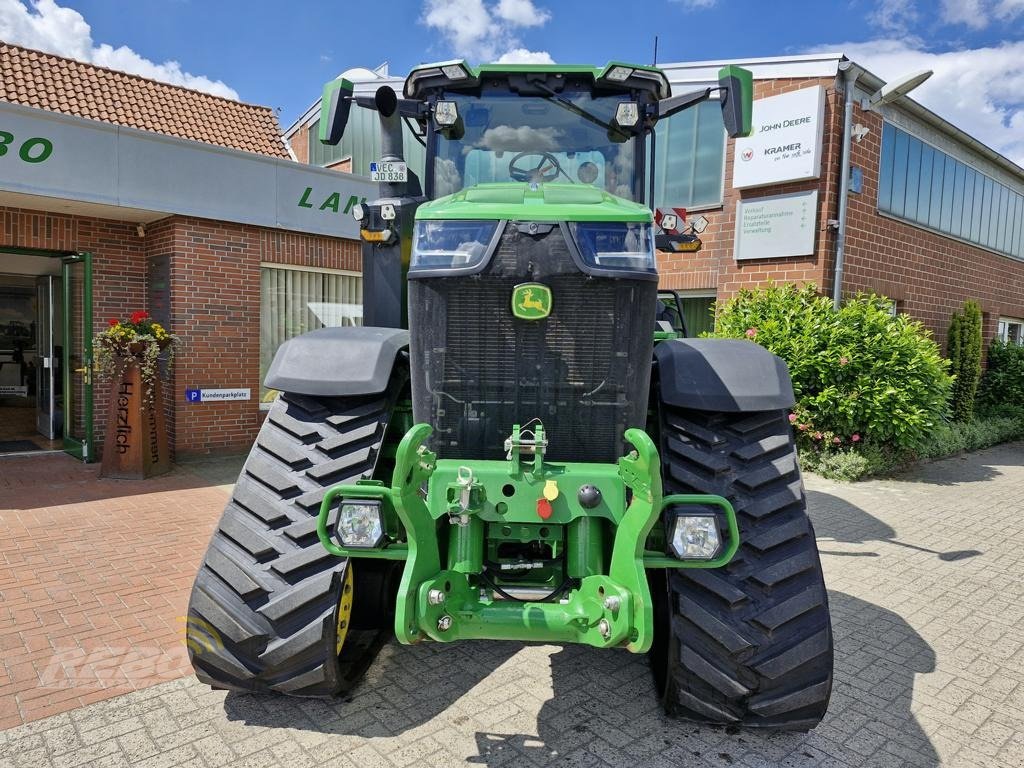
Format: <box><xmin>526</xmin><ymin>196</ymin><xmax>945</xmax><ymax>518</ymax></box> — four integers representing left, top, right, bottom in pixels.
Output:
<box><xmin>187</xmin><ymin>60</ymin><xmax>833</xmax><ymax>729</ymax></box>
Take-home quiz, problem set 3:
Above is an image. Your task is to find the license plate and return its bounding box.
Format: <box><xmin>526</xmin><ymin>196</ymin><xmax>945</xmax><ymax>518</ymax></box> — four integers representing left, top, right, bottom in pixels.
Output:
<box><xmin>370</xmin><ymin>161</ymin><xmax>407</xmax><ymax>182</ymax></box>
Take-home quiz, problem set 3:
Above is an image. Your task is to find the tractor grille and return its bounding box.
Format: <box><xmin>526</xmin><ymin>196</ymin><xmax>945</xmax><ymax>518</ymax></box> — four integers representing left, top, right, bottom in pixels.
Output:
<box><xmin>408</xmin><ymin>223</ymin><xmax>656</xmax><ymax>463</ymax></box>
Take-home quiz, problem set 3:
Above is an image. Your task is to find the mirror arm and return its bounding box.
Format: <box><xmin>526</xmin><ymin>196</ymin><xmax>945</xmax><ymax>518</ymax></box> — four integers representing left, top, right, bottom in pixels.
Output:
<box><xmin>651</xmin><ymin>87</ymin><xmax>712</xmax><ymax>123</ymax></box>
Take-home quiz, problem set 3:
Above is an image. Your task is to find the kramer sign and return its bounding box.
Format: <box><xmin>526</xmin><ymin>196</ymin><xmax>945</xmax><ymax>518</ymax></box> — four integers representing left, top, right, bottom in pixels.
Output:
<box><xmin>732</xmin><ymin>86</ymin><xmax>825</xmax><ymax>189</ymax></box>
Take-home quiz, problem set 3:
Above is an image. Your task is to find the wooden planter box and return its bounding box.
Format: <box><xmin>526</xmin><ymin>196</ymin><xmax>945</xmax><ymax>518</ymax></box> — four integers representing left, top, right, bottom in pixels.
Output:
<box><xmin>100</xmin><ymin>360</ymin><xmax>171</xmax><ymax>480</ymax></box>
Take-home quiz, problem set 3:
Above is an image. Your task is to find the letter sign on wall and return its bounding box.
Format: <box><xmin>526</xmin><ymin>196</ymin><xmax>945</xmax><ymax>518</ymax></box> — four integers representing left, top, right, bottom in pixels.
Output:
<box><xmin>732</xmin><ymin>86</ymin><xmax>826</xmax><ymax>190</ymax></box>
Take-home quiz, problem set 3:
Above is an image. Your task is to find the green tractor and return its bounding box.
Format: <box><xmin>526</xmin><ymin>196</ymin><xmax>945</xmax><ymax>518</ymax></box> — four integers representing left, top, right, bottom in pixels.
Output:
<box><xmin>187</xmin><ymin>60</ymin><xmax>833</xmax><ymax>730</ymax></box>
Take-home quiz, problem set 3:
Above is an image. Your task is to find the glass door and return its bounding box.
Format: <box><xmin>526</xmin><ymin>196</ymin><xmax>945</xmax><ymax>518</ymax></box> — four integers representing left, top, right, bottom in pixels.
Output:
<box><xmin>62</xmin><ymin>253</ymin><xmax>93</xmax><ymax>460</ymax></box>
<box><xmin>35</xmin><ymin>275</ymin><xmax>62</xmax><ymax>438</ymax></box>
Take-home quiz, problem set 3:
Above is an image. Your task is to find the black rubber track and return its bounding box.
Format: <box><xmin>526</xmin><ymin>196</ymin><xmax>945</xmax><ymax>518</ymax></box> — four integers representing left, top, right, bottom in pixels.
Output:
<box><xmin>652</xmin><ymin>405</ymin><xmax>833</xmax><ymax>730</ymax></box>
<box><xmin>186</xmin><ymin>389</ymin><xmax>399</xmax><ymax>696</ymax></box>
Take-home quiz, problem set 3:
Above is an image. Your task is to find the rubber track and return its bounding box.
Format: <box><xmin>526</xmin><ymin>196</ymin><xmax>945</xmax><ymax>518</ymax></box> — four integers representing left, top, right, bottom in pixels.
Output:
<box><xmin>186</xmin><ymin>390</ymin><xmax>394</xmax><ymax>696</ymax></box>
<box><xmin>657</xmin><ymin>406</ymin><xmax>833</xmax><ymax>729</ymax></box>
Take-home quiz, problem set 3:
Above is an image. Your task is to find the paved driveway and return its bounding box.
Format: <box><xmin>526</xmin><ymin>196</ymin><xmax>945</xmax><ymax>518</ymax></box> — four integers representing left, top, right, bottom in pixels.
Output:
<box><xmin>2</xmin><ymin>444</ymin><xmax>1023</xmax><ymax>767</ymax></box>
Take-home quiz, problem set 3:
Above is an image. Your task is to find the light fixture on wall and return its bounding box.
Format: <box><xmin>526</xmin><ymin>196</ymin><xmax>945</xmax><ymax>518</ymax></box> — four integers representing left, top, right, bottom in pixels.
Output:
<box><xmin>862</xmin><ymin>70</ymin><xmax>933</xmax><ymax>112</ymax></box>
<box><xmin>851</xmin><ymin>124</ymin><xmax>871</xmax><ymax>142</ymax></box>
<box><xmin>136</xmin><ymin>223</ymin><xmax>146</xmax><ymax>238</ymax></box>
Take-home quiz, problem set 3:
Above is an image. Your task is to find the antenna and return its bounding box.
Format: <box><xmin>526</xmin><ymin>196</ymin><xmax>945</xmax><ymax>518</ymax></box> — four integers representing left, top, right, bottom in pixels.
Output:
<box><xmin>653</xmin><ymin>35</ymin><xmax>659</xmax><ymax>66</ymax></box>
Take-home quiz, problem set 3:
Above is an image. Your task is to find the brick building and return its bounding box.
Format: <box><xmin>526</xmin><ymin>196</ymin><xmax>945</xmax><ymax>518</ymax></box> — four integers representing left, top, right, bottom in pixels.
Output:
<box><xmin>0</xmin><ymin>43</ymin><xmax>371</xmax><ymax>459</ymax></box>
<box><xmin>285</xmin><ymin>54</ymin><xmax>1023</xmax><ymax>348</ymax></box>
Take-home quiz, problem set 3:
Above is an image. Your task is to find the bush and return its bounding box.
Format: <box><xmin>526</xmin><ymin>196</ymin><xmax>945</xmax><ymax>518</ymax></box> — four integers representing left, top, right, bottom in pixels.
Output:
<box><xmin>977</xmin><ymin>341</ymin><xmax>1024</xmax><ymax>417</ymax></box>
<box><xmin>947</xmin><ymin>300</ymin><xmax>983</xmax><ymax>422</ymax></box>
<box><xmin>916</xmin><ymin>414</ymin><xmax>1024</xmax><ymax>459</ymax></box>
<box><xmin>710</xmin><ymin>283</ymin><xmax>952</xmax><ymax>454</ymax></box>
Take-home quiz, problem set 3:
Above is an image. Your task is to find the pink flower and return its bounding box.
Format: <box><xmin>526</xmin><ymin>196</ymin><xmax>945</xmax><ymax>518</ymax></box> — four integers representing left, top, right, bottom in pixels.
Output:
<box><xmin>851</xmin><ymin>433</ymin><xmax>861</xmax><ymax>442</ymax></box>
<box><xmin>798</xmin><ymin>423</ymin><xmax>809</xmax><ymax>431</ymax></box>
<box><xmin>788</xmin><ymin>413</ymin><xmax>798</xmax><ymax>423</ymax></box>
<box><xmin>745</xmin><ymin>327</ymin><xmax>758</xmax><ymax>339</ymax></box>
<box><xmin>839</xmin><ymin>356</ymin><xmax>849</xmax><ymax>366</ymax></box>
<box><xmin>813</xmin><ymin>431</ymin><xmax>823</xmax><ymax>441</ymax></box>
<box><xmin>833</xmin><ymin>436</ymin><xmax>842</xmax><ymax>444</ymax></box>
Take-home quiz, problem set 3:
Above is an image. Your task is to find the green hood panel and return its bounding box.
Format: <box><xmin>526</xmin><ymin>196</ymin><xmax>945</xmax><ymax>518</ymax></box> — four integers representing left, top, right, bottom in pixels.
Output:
<box><xmin>415</xmin><ymin>183</ymin><xmax>653</xmax><ymax>223</ymax></box>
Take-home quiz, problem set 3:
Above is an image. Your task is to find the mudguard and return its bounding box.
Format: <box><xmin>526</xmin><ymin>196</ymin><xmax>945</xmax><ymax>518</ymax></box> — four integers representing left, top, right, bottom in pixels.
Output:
<box><xmin>654</xmin><ymin>338</ymin><xmax>795</xmax><ymax>412</ymax></box>
<box><xmin>264</xmin><ymin>326</ymin><xmax>409</xmax><ymax>396</ymax></box>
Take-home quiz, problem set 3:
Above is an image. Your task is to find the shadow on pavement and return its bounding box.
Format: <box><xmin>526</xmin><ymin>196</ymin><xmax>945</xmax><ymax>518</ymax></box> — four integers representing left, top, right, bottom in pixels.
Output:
<box><xmin>221</xmin><ymin>640</ymin><xmax>522</xmax><ymax>737</ymax></box>
<box><xmin>807</xmin><ymin>490</ymin><xmax>982</xmax><ymax>562</ymax></box>
<box><xmin>468</xmin><ymin>591</ymin><xmax>940</xmax><ymax>767</ymax></box>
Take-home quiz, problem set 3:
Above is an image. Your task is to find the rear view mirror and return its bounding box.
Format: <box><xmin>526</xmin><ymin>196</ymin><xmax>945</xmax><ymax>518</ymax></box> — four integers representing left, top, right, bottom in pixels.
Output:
<box><xmin>319</xmin><ymin>78</ymin><xmax>354</xmax><ymax>146</ymax></box>
<box><xmin>718</xmin><ymin>65</ymin><xmax>753</xmax><ymax>139</ymax></box>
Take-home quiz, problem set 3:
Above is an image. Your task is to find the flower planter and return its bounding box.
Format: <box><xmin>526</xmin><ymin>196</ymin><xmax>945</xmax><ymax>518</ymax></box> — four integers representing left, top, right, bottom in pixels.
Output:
<box><xmin>99</xmin><ymin>356</ymin><xmax>171</xmax><ymax>480</ymax></box>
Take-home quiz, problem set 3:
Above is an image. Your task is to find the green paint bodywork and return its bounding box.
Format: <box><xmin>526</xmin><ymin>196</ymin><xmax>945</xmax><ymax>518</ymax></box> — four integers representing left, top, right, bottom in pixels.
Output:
<box><xmin>317</xmin><ymin>424</ymin><xmax>739</xmax><ymax>652</ymax></box>
<box><xmin>415</xmin><ymin>182</ymin><xmax>652</xmax><ymax>223</ymax></box>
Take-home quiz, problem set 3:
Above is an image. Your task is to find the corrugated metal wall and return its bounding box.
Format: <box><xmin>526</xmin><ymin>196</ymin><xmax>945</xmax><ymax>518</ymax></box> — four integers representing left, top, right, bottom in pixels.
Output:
<box><xmin>308</xmin><ymin>106</ymin><xmax>426</xmax><ymax>178</ymax></box>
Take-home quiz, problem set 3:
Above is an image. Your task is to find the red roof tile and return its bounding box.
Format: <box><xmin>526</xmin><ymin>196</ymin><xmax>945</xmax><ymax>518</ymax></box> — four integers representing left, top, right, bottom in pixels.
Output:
<box><xmin>0</xmin><ymin>42</ymin><xmax>288</xmax><ymax>159</ymax></box>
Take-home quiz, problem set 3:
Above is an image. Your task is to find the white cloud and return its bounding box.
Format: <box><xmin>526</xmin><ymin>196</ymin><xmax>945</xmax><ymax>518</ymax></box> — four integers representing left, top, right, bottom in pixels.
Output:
<box><xmin>496</xmin><ymin>47</ymin><xmax>554</xmax><ymax>64</ymax></box>
<box><xmin>869</xmin><ymin>0</ymin><xmax>918</xmax><ymax>33</ymax></box>
<box><xmin>421</xmin><ymin>0</ymin><xmax>553</xmax><ymax>63</ymax></box>
<box><xmin>820</xmin><ymin>38</ymin><xmax>1024</xmax><ymax>167</ymax></box>
<box><xmin>995</xmin><ymin>0</ymin><xmax>1024</xmax><ymax>18</ymax></box>
<box><xmin>0</xmin><ymin>0</ymin><xmax>239</xmax><ymax>99</ymax></box>
<box><xmin>495</xmin><ymin>0</ymin><xmax>549</xmax><ymax>26</ymax></box>
<box><xmin>672</xmin><ymin>0</ymin><xmax>719</xmax><ymax>8</ymax></box>
<box><xmin>940</xmin><ymin>0</ymin><xmax>990</xmax><ymax>28</ymax></box>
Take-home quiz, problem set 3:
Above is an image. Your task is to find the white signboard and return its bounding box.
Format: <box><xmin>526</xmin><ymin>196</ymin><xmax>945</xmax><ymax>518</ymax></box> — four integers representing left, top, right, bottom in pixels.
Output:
<box><xmin>732</xmin><ymin>86</ymin><xmax>825</xmax><ymax>190</ymax></box>
<box><xmin>0</xmin><ymin>101</ymin><xmax>376</xmax><ymax>240</ymax></box>
<box><xmin>734</xmin><ymin>190</ymin><xmax>818</xmax><ymax>261</ymax></box>
<box><xmin>185</xmin><ymin>388</ymin><xmax>251</xmax><ymax>403</ymax></box>
<box><xmin>0</xmin><ymin>385</ymin><xmax>28</xmax><ymax>396</ymax></box>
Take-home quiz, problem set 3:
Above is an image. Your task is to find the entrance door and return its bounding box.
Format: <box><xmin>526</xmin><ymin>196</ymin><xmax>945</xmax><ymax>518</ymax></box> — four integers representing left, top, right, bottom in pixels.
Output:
<box><xmin>61</xmin><ymin>253</ymin><xmax>93</xmax><ymax>460</ymax></box>
<box><xmin>35</xmin><ymin>275</ymin><xmax>62</xmax><ymax>438</ymax></box>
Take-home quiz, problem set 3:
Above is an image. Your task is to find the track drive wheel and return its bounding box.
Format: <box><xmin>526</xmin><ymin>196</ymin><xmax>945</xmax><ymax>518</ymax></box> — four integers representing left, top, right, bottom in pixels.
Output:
<box><xmin>650</xmin><ymin>405</ymin><xmax>833</xmax><ymax>730</ymax></box>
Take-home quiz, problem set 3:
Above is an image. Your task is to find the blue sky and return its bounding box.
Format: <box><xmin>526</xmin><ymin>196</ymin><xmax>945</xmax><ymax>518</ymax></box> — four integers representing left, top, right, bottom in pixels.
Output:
<box><xmin>1</xmin><ymin>0</ymin><xmax>1023</xmax><ymax>163</ymax></box>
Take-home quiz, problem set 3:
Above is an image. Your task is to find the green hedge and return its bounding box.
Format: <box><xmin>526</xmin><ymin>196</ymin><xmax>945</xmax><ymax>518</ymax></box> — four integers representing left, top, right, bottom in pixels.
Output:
<box><xmin>709</xmin><ymin>283</ymin><xmax>952</xmax><ymax>453</ymax></box>
<box><xmin>947</xmin><ymin>301</ymin><xmax>983</xmax><ymax>422</ymax></box>
<box><xmin>977</xmin><ymin>341</ymin><xmax>1024</xmax><ymax>417</ymax></box>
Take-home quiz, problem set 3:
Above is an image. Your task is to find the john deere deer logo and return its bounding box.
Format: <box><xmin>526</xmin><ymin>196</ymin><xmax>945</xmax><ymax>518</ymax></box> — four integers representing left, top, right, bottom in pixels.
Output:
<box><xmin>511</xmin><ymin>283</ymin><xmax>552</xmax><ymax>320</ymax></box>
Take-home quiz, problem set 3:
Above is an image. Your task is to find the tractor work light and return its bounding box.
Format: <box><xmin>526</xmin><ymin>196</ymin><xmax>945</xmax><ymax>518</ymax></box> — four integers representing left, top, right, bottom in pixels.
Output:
<box><xmin>434</xmin><ymin>100</ymin><xmax>460</xmax><ymax>127</ymax></box>
<box><xmin>351</xmin><ymin>203</ymin><xmax>365</xmax><ymax>222</ymax></box>
<box><xmin>691</xmin><ymin>215</ymin><xmax>709</xmax><ymax>234</ymax></box>
<box><xmin>669</xmin><ymin>515</ymin><xmax>722</xmax><ymax>560</ymax></box>
<box><xmin>336</xmin><ymin>499</ymin><xmax>385</xmax><ymax>548</ymax></box>
<box><xmin>660</xmin><ymin>213</ymin><xmax>679</xmax><ymax>232</ymax></box>
<box><xmin>380</xmin><ymin>203</ymin><xmax>396</xmax><ymax>221</ymax></box>
<box><xmin>441</xmin><ymin>63</ymin><xmax>471</xmax><ymax>80</ymax></box>
<box><xmin>606</xmin><ymin>65</ymin><xmax>634</xmax><ymax>82</ymax></box>
<box><xmin>614</xmin><ymin>101</ymin><xmax>640</xmax><ymax>128</ymax></box>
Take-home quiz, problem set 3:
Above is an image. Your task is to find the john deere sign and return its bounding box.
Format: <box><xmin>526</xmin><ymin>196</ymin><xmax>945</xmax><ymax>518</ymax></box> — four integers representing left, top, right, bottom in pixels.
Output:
<box><xmin>0</xmin><ymin>101</ymin><xmax>374</xmax><ymax>240</ymax></box>
<box><xmin>511</xmin><ymin>283</ymin><xmax>552</xmax><ymax>320</ymax></box>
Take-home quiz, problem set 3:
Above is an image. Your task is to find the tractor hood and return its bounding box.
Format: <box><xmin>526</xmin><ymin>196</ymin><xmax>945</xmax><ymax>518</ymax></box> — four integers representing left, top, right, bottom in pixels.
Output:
<box><xmin>415</xmin><ymin>183</ymin><xmax>653</xmax><ymax>223</ymax></box>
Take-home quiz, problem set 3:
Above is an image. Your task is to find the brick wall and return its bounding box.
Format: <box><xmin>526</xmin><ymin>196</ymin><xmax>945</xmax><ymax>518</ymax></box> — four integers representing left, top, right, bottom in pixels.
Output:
<box><xmin>657</xmin><ymin>77</ymin><xmax>842</xmax><ymax>300</ymax></box>
<box><xmin>1</xmin><ymin>207</ymin><xmax>147</xmax><ymax>457</ymax></box>
<box><xmin>657</xmin><ymin>75</ymin><xmax>1024</xmax><ymax>351</ymax></box>
<box><xmin>2</xmin><ymin>206</ymin><xmax>361</xmax><ymax>458</ymax></box>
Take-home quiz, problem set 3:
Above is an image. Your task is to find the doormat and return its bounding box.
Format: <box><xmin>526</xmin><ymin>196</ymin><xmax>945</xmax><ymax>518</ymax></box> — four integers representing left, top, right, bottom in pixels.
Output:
<box><xmin>0</xmin><ymin>440</ymin><xmax>42</xmax><ymax>452</ymax></box>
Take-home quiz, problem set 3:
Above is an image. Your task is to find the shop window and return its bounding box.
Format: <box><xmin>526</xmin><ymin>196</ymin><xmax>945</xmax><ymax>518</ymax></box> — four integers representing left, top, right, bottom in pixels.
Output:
<box><xmin>259</xmin><ymin>265</ymin><xmax>362</xmax><ymax>405</ymax></box>
<box><xmin>998</xmin><ymin>318</ymin><xmax>1024</xmax><ymax>346</ymax></box>
<box><xmin>878</xmin><ymin>122</ymin><xmax>1024</xmax><ymax>260</ymax></box>
<box><xmin>658</xmin><ymin>292</ymin><xmax>717</xmax><ymax>337</ymax></box>
<box><xmin>649</xmin><ymin>101</ymin><xmax>726</xmax><ymax>210</ymax></box>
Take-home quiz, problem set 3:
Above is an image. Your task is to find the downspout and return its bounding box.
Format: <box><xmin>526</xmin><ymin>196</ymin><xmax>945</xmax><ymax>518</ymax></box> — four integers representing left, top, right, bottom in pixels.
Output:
<box><xmin>832</xmin><ymin>61</ymin><xmax>860</xmax><ymax>307</ymax></box>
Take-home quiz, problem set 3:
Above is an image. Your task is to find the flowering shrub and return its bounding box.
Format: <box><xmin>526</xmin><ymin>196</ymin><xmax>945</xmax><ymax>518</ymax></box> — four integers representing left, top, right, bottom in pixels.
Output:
<box><xmin>709</xmin><ymin>283</ymin><xmax>952</xmax><ymax>454</ymax></box>
<box><xmin>94</xmin><ymin>310</ymin><xmax>179</xmax><ymax>404</ymax></box>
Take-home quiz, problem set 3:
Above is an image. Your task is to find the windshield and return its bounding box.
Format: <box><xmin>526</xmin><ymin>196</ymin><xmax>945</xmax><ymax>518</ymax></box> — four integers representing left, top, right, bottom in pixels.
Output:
<box><xmin>431</xmin><ymin>90</ymin><xmax>640</xmax><ymax>201</ymax></box>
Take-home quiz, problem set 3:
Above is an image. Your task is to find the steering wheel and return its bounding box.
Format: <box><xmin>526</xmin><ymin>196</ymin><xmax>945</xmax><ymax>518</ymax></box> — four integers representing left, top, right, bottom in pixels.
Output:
<box><xmin>508</xmin><ymin>151</ymin><xmax>562</xmax><ymax>183</ymax></box>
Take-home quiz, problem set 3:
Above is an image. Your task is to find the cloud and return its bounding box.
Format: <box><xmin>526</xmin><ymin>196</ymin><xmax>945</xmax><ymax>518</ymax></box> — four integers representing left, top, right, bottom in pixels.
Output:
<box><xmin>421</xmin><ymin>0</ymin><xmax>553</xmax><ymax>63</ymax></box>
<box><xmin>939</xmin><ymin>0</ymin><xmax>989</xmax><ymax>28</ymax></box>
<box><xmin>870</xmin><ymin>0</ymin><xmax>918</xmax><ymax>33</ymax></box>
<box><xmin>496</xmin><ymin>47</ymin><xmax>554</xmax><ymax>64</ymax></box>
<box><xmin>0</xmin><ymin>0</ymin><xmax>239</xmax><ymax>99</ymax></box>
<box><xmin>818</xmin><ymin>38</ymin><xmax>1024</xmax><ymax>167</ymax></box>
<box><xmin>672</xmin><ymin>0</ymin><xmax>719</xmax><ymax>8</ymax></box>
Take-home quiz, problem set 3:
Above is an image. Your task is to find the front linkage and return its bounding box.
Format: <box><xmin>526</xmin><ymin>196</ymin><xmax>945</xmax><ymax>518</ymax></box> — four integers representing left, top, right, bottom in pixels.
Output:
<box><xmin>317</xmin><ymin>422</ymin><xmax>738</xmax><ymax>653</ymax></box>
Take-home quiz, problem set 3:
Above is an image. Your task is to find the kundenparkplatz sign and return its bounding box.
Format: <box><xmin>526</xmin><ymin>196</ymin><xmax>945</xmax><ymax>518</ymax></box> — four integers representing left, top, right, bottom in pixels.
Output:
<box><xmin>0</xmin><ymin>101</ymin><xmax>375</xmax><ymax>240</ymax></box>
<box><xmin>732</xmin><ymin>86</ymin><xmax>826</xmax><ymax>190</ymax></box>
